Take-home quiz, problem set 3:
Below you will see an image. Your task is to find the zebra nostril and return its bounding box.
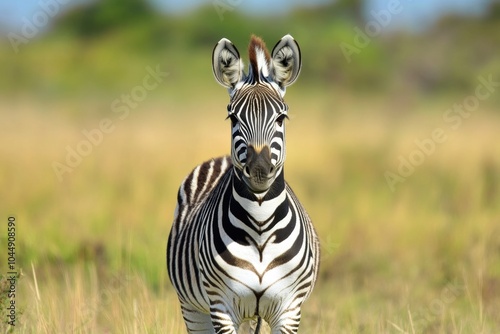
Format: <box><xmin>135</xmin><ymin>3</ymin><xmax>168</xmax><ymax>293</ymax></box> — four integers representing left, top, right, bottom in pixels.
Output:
<box><xmin>269</xmin><ymin>166</ymin><xmax>275</xmax><ymax>175</ymax></box>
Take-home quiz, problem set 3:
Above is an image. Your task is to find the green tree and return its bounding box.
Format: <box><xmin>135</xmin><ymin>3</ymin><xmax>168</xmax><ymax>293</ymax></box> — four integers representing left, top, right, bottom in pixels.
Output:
<box><xmin>54</xmin><ymin>0</ymin><xmax>155</xmax><ymax>38</ymax></box>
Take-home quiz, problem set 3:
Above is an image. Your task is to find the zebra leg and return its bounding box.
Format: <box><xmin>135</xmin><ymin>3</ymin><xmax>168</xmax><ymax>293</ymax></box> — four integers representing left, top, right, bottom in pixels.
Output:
<box><xmin>269</xmin><ymin>309</ymin><xmax>301</xmax><ymax>334</ymax></box>
<box><xmin>180</xmin><ymin>305</ymin><xmax>215</xmax><ymax>334</ymax></box>
<box><xmin>210</xmin><ymin>306</ymin><xmax>239</xmax><ymax>334</ymax></box>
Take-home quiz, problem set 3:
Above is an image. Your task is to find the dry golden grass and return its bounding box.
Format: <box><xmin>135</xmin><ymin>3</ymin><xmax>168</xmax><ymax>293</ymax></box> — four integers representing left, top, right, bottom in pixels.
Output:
<box><xmin>1</xmin><ymin>94</ymin><xmax>499</xmax><ymax>333</ymax></box>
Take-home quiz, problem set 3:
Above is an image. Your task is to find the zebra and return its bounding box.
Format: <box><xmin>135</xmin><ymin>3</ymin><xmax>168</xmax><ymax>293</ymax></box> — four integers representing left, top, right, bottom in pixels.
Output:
<box><xmin>167</xmin><ymin>34</ymin><xmax>320</xmax><ymax>334</ymax></box>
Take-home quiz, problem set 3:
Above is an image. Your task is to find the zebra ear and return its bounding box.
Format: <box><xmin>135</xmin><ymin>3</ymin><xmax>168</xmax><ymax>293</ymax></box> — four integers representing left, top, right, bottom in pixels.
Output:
<box><xmin>212</xmin><ymin>38</ymin><xmax>244</xmax><ymax>89</ymax></box>
<box><xmin>271</xmin><ymin>34</ymin><xmax>302</xmax><ymax>88</ymax></box>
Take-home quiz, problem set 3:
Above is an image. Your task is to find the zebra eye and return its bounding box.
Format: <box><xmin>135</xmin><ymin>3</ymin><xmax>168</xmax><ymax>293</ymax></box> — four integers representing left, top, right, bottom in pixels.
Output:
<box><xmin>276</xmin><ymin>114</ymin><xmax>288</xmax><ymax>126</ymax></box>
<box><xmin>226</xmin><ymin>114</ymin><xmax>238</xmax><ymax>126</ymax></box>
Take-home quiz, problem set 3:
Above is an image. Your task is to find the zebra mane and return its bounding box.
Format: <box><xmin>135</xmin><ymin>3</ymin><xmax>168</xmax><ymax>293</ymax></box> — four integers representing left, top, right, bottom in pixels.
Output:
<box><xmin>248</xmin><ymin>35</ymin><xmax>271</xmax><ymax>81</ymax></box>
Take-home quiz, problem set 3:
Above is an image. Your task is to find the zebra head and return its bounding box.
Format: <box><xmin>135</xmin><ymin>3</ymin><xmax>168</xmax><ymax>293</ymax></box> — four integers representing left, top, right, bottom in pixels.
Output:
<box><xmin>212</xmin><ymin>34</ymin><xmax>301</xmax><ymax>194</ymax></box>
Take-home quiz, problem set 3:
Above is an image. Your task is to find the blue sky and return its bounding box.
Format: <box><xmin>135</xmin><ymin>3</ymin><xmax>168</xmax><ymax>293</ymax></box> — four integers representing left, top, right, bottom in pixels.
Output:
<box><xmin>150</xmin><ymin>0</ymin><xmax>331</xmax><ymax>15</ymax></box>
<box><xmin>365</xmin><ymin>0</ymin><xmax>492</xmax><ymax>31</ymax></box>
<box><xmin>0</xmin><ymin>0</ymin><xmax>494</xmax><ymax>32</ymax></box>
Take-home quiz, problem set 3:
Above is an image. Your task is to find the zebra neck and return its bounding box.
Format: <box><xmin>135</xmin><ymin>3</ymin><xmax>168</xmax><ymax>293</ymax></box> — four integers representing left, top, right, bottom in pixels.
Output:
<box><xmin>230</xmin><ymin>168</ymin><xmax>288</xmax><ymax>228</ymax></box>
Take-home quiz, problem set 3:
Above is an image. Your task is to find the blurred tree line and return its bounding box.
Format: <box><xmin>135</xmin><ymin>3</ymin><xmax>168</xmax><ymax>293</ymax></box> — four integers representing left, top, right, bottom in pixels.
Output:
<box><xmin>1</xmin><ymin>0</ymin><xmax>500</xmax><ymax>102</ymax></box>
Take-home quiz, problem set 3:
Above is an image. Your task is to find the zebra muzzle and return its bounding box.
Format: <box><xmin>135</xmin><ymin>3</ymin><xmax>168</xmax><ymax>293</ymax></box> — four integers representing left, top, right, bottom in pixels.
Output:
<box><xmin>242</xmin><ymin>145</ymin><xmax>276</xmax><ymax>193</ymax></box>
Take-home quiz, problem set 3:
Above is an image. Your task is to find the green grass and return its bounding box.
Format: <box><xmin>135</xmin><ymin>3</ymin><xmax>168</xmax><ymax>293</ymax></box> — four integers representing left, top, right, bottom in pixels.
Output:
<box><xmin>0</xmin><ymin>93</ymin><xmax>499</xmax><ymax>333</ymax></box>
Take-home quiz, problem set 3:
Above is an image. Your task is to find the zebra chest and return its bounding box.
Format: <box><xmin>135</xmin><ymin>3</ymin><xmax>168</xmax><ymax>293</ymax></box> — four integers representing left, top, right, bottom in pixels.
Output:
<box><xmin>209</xmin><ymin>212</ymin><xmax>300</xmax><ymax>291</ymax></box>
<box><xmin>201</xmin><ymin>219</ymin><xmax>303</xmax><ymax>319</ymax></box>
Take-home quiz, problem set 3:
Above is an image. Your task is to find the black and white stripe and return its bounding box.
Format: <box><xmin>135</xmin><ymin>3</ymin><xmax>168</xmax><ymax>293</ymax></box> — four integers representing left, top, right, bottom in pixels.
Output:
<box><xmin>229</xmin><ymin>83</ymin><xmax>288</xmax><ymax>169</ymax></box>
<box><xmin>167</xmin><ymin>35</ymin><xmax>319</xmax><ymax>334</ymax></box>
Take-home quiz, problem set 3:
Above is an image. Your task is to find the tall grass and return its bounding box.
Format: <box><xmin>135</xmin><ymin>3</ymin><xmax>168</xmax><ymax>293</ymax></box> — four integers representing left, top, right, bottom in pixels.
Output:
<box><xmin>0</xmin><ymin>94</ymin><xmax>499</xmax><ymax>332</ymax></box>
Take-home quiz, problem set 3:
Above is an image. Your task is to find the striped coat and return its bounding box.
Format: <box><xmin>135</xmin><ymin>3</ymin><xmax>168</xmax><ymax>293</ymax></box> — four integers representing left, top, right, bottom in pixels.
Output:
<box><xmin>167</xmin><ymin>35</ymin><xmax>319</xmax><ymax>334</ymax></box>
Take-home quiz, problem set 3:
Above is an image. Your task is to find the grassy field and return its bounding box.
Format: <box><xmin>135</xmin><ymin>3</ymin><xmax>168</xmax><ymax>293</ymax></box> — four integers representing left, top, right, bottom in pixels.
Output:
<box><xmin>1</xmin><ymin>90</ymin><xmax>500</xmax><ymax>333</ymax></box>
